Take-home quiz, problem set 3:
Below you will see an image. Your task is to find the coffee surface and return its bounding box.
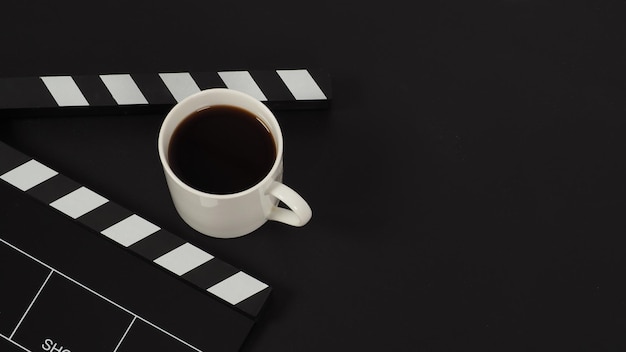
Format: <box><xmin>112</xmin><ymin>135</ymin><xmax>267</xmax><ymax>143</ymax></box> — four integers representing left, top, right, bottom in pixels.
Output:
<box><xmin>168</xmin><ymin>105</ymin><xmax>276</xmax><ymax>194</ymax></box>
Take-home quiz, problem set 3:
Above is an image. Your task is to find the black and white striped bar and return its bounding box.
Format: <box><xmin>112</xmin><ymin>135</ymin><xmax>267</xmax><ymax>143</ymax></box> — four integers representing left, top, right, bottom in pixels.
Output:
<box><xmin>0</xmin><ymin>140</ymin><xmax>270</xmax><ymax>318</ymax></box>
<box><xmin>0</xmin><ymin>68</ymin><xmax>331</xmax><ymax>116</ymax></box>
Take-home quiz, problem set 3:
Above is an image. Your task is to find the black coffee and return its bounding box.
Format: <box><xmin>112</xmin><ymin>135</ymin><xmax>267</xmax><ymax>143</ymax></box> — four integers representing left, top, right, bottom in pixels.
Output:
<box><xmin>168</xmin><ymin>105</ymin><xmax>276</xmax><ymax>194</ymax></box>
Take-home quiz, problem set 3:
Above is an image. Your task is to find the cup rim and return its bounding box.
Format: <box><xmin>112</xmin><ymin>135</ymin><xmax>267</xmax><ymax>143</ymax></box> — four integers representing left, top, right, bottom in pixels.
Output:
<box><xmin>158</xmin><ymin>88</ymin><xmax>284</xmax><ymax>199</ymax></box>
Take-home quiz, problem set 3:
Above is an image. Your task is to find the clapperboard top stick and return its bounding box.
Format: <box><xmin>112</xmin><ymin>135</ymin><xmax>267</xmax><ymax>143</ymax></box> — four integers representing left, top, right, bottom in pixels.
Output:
<box><xmin>0</xmin><ymin>68</ymin><xmax>331</xmax><ymax>116</ymax></box>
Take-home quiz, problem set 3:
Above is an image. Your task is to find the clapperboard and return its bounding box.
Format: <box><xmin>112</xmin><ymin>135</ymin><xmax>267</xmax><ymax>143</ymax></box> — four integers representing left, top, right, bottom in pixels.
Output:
<box><xmin>0</xmin><ymin>68</ymin><xmax>331</xmax><ymax>115</ymax></box>
<box><xmin>0</xmin><ymin>68</ymin><xmax>331</xmax><ymax>351</ymax></box>
<box><xmin>0</xmin><ymin>141</ymin><xmax>269</xmax><ymax>351</ymax></box>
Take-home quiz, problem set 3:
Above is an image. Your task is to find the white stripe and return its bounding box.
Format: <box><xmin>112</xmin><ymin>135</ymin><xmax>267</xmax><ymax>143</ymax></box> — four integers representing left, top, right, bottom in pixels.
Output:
<box><xmin>50</xmin><ymin>186</ymin><xmax>109</xmax><ymax>219</ymax></box>
<box><xmin>99</xmin><ymin>74</ymin><xmax>148</xmax><ymax>105</ymax></box>
<box><xmin>159</xmin><ymin>72</ymin><xmax>201</xmax><ymax>102</ymax></box>
<box><xmin>207</xmin><ymin>271</ymin><xmax>268</xmax><ymax>305</ymax></box>
<box><xmin>0</xmin><ymin>159</ymin><xmax>58</xmax><ymax>191</ymax></box>
<box><xmin>217</xmin><ymin>71</ymin><xmax>267</xmax><ymax>101</ymax></box>
<box><xmin>101</xmin><ymin>214</ymin><xmax>160</xmax><ymax>247</ymax></box>
<box><xmin>40</xmin><ymin>76</ymin><xmax>90</xmax><ymax>107</ymax></box>
<box><xmin>277</xmin><ymin>69</ymin><xmax>327</xmax><ymax>100</ymax></box>
<box><xmin>153</xmin><ymin>243</ymin><xmax>214</xmax><ymax>276</ymax></box>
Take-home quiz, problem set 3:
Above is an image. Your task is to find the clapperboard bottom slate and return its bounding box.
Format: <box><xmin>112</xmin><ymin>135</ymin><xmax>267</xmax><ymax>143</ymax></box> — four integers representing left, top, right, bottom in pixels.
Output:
<box><xmin>0</xmin><ymin>140</ymin><xmax>269</xmax><ymax>352</ymax></box>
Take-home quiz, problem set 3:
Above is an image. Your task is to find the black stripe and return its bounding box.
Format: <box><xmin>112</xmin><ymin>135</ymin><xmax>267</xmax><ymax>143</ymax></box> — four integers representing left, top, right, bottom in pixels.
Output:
<box><xmin>250</xmin><ymin>70</ymin><xmax>295</xmax><ymax>102</ymax></box>
<box><xmin>182</xmin><ymin>259</ymin><xmax>239</xmax><ymax>290</ymax></box>
<box><xmin>27</xmin><ymin>174</ymin><xmax>81</xmax><ymax>204</ymax></box>
<box><xmin>0</xmin><ymin>143</ymin><xmax>31</xmax><ymax>174</ymax></box>
<box><xmin>190</xmin><ymin>71</ymin><xmax>227</xmax><ymax>90</ymax></box>
<box><xmin>77</xmin><ymin>202</ymin><xmax>134</xmax><ymax>232</ymax></box>
<box><xmin>73</xmin><ymin>75</ymin><xmax>117</xmax><ymax>106</ymax></box>
<box><xmin>132</xmin><ymin>73</ymin><xmax>177</xmax><ymax>105</ymax></box>
<box><xmin>128</xmin><ymin>229</ymin><xmax>186</xmax><ymax>261</ymax></box>
<box><xmin>0</xmin><ymin>77</ymin><xmax>57</xmax><ymax>109</ymax></box>
<box><xmin>236</xmin><ymin>286</ymin><xmax>272</xmax><ymax>318</ymax></box>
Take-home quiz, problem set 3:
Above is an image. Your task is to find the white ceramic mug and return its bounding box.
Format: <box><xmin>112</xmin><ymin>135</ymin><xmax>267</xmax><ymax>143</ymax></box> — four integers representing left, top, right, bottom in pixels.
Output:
<box><xmin>158</xmin><ymin>88</ymin><xmax>312</xmax><ymax>238</ymax></box>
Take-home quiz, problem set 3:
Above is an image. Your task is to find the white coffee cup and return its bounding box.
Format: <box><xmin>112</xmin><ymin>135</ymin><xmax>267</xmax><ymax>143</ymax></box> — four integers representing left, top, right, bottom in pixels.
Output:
<box><xmin>158</xmin><ymin>88</ymin><xmax>312</xmax><ymax>238</ymax></box>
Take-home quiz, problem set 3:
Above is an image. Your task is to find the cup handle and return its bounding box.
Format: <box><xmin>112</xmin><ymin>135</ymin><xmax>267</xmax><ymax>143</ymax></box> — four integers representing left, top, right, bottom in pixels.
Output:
<box><xmin>267</xmin><ymin>181</ymin><xmax>312</xmax><ymax>227</ymax></box>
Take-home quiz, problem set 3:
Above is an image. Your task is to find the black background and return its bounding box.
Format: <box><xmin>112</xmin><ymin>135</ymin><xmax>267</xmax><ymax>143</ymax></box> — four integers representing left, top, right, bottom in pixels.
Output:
<box><xmin>1</xmin><ymin>1</ymin><xmax>625</xmax><ymax>350</ymax></box>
